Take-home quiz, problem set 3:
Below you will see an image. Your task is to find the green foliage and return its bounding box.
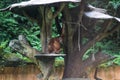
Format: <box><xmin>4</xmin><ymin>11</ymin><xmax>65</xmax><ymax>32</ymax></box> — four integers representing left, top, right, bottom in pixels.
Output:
<box><xmin>0</xmin><ymin>1</ymin><xmax>41</xmax><ymax>50</ymax></box>
<box><xmin>100</xmin><ymin>55</ymin><xmax>120</xmax><ymax>67</ymax></box>
<box><xmin>0</xmin><ymin>41</ymin><xmax>32</xmax><ymax>67</ymax></box>
<box><xmin>113</xmin><ymin>57</ymin><xmax>120</xmax><ymax>65</ymax></box>
<box><xmin>22</xmin><ymin>25</ymin><xmax>41</xmax><ymax>50</ymax></box>
<box><xmin>0</xmin><ymin>40</ymin><xmax>11</xmax><ymax>54</ymax></box>
<box><xmin>0</xmin><ymin>0</ymin><xmax>41</xmax><ymax>65</ymax></box>
<box><xmin>0</xmin><ymin>41</ymin><xmax>8</xmax><ymax>48</ymax></box>
<box><xmin>109</xmin><ymin>0</ymin><xmax>120</xmax><ymax>9</ymax></box>
<box><xmin>55</xmin><ymin>57</ymin><xmax>64</xmax><ymax>67</ymax></box>
<box><xmin>100</xmin><ymin>61</ymin><xmax>114</xmax><ymax>68</ymax></box>
<box><xmin>68</xmin><ymin>3</ymin><xmax>79</xmax><ymax>8</ymax></box>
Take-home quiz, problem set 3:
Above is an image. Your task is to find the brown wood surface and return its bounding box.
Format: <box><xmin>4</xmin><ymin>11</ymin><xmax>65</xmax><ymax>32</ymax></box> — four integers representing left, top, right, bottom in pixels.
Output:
<box><xmin>0</xmin><ymin>65</ymin><xmax>120</xmax><ymax>80</ymax></box>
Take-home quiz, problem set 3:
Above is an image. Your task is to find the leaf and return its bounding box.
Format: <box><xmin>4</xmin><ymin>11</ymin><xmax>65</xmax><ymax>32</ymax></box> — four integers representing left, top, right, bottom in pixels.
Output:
<box><xmin>113</xmin><ymin>57</ymin><xmax>120</xmax><ymax>65</ymax></box>
<box><xmin>4</xmin><ymin>18</ymin><xmax>18</xmax><ymax>24</ymax></box>
<box><xmin>33</xmin><ymin>31</ymin><xmax>40</xmax><ymax>36</ymax></box>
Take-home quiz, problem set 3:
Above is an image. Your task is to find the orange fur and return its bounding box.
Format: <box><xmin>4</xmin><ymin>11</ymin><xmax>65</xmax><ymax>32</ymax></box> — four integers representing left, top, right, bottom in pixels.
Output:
<box><xmin>48</xmin><ymin>37</ymin><xmax>62</xmax><ymax>53</ymax></box>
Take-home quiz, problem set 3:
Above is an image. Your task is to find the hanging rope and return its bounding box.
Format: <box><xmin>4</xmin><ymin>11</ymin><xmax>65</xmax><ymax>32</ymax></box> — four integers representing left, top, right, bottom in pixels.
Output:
<box><xmin>77</xmin><ymin>0</ymin><xmax>86</xmax><ymax>51</ymax></box>
<box><xmin>92</xmin><ymin>43</ymin><xmax>95</xmax><ymax>61</ymax></box>
<box><xmin>117</xmin><ymin>28</ymin><xmax>120</xmax><ymax>39</ymax></box>
<box><xmin>63</xmin><ymin>21</ymin><xmax>87</xmax><ymax>51</ymax></box>
<box><xmin>78</xmin><ymin>23</ymin><xmax>81</xmax><ymax>51</ymax></box>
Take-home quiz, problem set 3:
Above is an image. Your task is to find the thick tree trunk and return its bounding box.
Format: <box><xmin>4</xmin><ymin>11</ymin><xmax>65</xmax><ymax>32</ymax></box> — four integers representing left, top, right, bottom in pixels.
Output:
<box><xmin>62</xmin><ymin>1</ymin><xmax>86</xmax><ymax>78</ymax></box>
<box><xmin>62</xmin><ymin>1</ymin><xmax>114</xmax><ymax>79</ymax></box>
<box><xmin>63</xmin><ymin>33</ymin><xmax>113</xmax><ymax>78</ymax></box>
<box><xmin>62</xmin><ymin>10</ymin><xmax>83</xmax><ymax>78</ymax></box>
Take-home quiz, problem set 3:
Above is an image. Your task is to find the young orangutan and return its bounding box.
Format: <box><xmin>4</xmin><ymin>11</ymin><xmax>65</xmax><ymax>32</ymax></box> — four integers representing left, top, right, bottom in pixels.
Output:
<box><xmin>47</xmin><ymin>15</ymin><xmax>65</xmax><ymax>54</ymax></box>
<box><xmin>47</xmin><ymin>36</ymin><xmax>63</xmax><ymax>54</ymax></box>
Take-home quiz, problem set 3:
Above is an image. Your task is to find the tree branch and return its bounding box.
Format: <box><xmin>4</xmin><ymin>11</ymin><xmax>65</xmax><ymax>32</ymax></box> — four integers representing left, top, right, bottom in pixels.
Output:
<box><xmin>83</xmin><ymin>51</ymin><xmax>115</xmax><ymax>67</ymax></box>
<box><xmin>53</xmin><ymin>3</ymin><xmax>66</xmax><ymax>19</ymax></box>
<box><xmin>102</xmin><ymin>20</ymin><xmax>112</xmax><ymax>33</ymax></box>
<box><xmin>77</xmin><ymin>51</ymin><xmax>115</xmax><ymax>75</ymax></box>
<box><xmin>80</xmin><ymin>21</ymin><xmax>120</xmax><ymax>57</ymax></box>
<box><xmin>9</xmin><ymin>35</ymin><xmax>41</xmax><ymax>61</ymax></box>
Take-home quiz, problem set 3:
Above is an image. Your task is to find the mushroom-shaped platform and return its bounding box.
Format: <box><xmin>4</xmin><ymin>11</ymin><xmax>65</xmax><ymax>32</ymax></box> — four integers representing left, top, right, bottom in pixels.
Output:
<box><xmin>8</xmin><ymin>0</ymin><xmax>80</xmax><ymax>7</ymax></box>
<box><xmin>34</xmin><ymin>53</ymin><xmax>66</xmax><ymax>80</ymax></box>
<box><xmin>0</xmin><ymin>0</ymin><xmax>81</xmax><ymax>22</ymax></box>
<box><xmin>0</xmin><ymin>0</ymin><xmax>81</xmax><ymax>12</ymax></box>
<box><xmin>35</xmin><ymin>53</ymin><xmax>66</xmax><ymax>60</ymax></box>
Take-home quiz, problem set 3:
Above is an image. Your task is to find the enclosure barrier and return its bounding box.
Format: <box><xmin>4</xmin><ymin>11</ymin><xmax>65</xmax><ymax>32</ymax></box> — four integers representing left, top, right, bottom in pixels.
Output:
<box><xmin>63</xmin><ymin>78</ymin><xmax>90</xmax><ymax>80</ymax></box>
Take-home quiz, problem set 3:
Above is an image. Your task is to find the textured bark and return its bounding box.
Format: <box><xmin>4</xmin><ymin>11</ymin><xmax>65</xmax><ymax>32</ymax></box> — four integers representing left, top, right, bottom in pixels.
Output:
<box><xmin>63</xmin><ymin>1</ymin><xmax>86</xmax><ymax>78</ymax></box>
<box><xmin>62</xmin><ymin>0</ymin><xmax>116</xmax><ymax>78</ymax></box>
<box><xmin>9</xmin><ymin>35</ymin><xmax>41</xmax><ymax>61</ymax></box>
<box><xmin>39</xmin><ymin>6</ymin><xmax>53</xmax><ymax>53</ymax></box>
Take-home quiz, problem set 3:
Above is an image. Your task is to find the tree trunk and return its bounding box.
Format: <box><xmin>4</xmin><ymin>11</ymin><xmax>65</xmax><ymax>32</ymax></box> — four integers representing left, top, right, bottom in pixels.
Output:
<box><xmin>38</xmin><ymin>6</ymin><xmax>53</xmax><ymax>53</ymax></box>
<box><xmin>61</xmin><ymin>1</ymin><xmax>86</xmax><ymax>78</ymax></box>
<box><xmin>62</xmin><ymin>1</ymin><xmax>113</xmax><ymax>79</ymax></box>
<box><xmin>62</xmin><ymin>6</ymin><xmax>83</xmax><ymax>78</ymax></box>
